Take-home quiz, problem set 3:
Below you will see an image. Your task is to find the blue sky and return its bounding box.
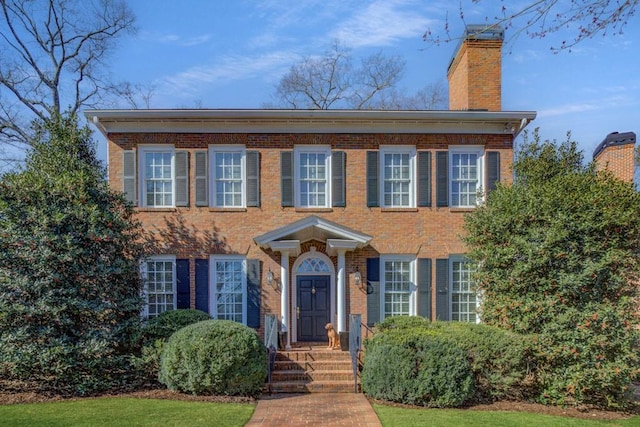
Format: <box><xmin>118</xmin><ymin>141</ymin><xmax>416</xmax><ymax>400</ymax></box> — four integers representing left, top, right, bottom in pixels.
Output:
<box><xmin>105</xmin><ymin>0</ymin><xmax>640</xmax><ymax>161</ymax></box>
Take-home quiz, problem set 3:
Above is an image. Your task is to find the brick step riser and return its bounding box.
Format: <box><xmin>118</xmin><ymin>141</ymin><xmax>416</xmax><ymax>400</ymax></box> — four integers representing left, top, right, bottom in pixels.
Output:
<box><xmin>274</xmin><ymin>361</ymin><xmax>353</xmax><ymax>371</ymax></box>
<box><xmin>276</xmin><ymin>352</ymin><xmax>353</xmax><ymax>362</ymax></box>
<box><xmin>271</xmin><ymin>371</ymin><xmax>355</xmax><ymax>382</ymax></box>
<box><xmin>268</xmin><ymin>382</ymin><xmax>360</xmax><ymax>394</ymax></box>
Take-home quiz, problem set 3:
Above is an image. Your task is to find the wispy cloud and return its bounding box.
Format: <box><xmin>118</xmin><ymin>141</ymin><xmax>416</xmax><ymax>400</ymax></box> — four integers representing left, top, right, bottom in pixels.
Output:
<box><xmin>158</xmin><ymin>51</ymin><xmax>300</xmax><ymax>96</ymax></box>
<box><xmin>538</xmin><ymin>94</ymin><xmax>635</xmax><ymax>118</ymax></box>
<box><xmin>329</xmin><ymin>0</ymin><xmax>435</xmax><ymax>48</ymax></box>
<box><xmin>140</xmin><ymin>31</ymin><xmax>212</xmax><ymax>47</ymax></box>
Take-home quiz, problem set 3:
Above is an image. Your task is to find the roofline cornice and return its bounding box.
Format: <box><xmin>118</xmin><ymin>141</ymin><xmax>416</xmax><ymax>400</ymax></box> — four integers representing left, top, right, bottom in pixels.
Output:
<box><xmin>84</xmin><ymin>109</ymin><xmax>536</xmax><ymax>137</ymax></box>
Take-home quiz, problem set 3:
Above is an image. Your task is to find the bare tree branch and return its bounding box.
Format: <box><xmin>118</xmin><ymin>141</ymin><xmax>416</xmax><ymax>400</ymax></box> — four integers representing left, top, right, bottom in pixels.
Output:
<box><xmin>271</xmin><ymin>41</ymin><xmax>445</xmax><ymax>110</ymax></box>
<box><xmin>425</xmin><ymin>0</ymin><xmax>638</xmax><ymax>51</ymax></box>
<box><xmin>0</xmin><ymin>0</ymin><xmax>136</xmax><ymax>159</ymax></box>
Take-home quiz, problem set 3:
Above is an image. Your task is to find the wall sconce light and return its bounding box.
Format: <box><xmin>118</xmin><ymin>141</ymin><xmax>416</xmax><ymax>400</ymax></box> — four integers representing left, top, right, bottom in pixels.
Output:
<box><xmin>266</xmin><ymin>268</ymin><xmax>280</xmax><ymax>291</ymax></box>
<box><xmin>353</xmin><ymin>267</ymin><xmax>363</xmax><ymax>289</ymax></box>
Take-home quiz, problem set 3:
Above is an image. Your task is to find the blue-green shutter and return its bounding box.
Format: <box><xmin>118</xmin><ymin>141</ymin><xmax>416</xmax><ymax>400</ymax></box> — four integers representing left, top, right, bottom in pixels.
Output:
<box><xmin>246</xmin><ymin>259</ymin><xmax>261</xmax><ymax>328</ymax></box>
<box><xmin>436</xmin><ymin>151</ymin><xmax>448</xmax><ymax>207</ymax></box>
<box><xmin>332</xmin><ymin>151</ymin><xmax>346</xmax><ymax>207</ymax></box>
<box><xmin>366</xmin><ymin>151</ymin><xmax>379</xmax><ymax>207</ymax></box>
<box><xmin>195</xmin><ymin>259</ymin><xmax>209</xmax><ymax>314</ymax></box>
<box><xmin>122</xmin><ymin>150</ymin><xmax>136</xmax><ymax>205</ymax></box>
<box><xmin>486</xmin><ymin>151</ymin><xmax>500</xmax><ymax>193</ymax></box>
<box><xmin>175</xmin><ymin>151</ymin><xmax>189</xmax><ymax>207</ymax></box>
<box><xmin>418</xmin><ymin>151</ymin><xmax>432</xmax><ymax>207</ymax></box>
<box><xmin>281</xmin><ymin>151</ymin><xmax>294</xmax><ymax>207</ymax></box>
<box><xmin>246</xmin><ymin>151</ymin><xmax>260</xmax><ymax>207</ymax></box>
<box><xmin>366</xmin><ymin>258</ymin><xmax>380</xmax><ymax>326</ymax></box>
<box><xmin>417</xmin><ymin>258</ymin><xmax>431</xmax><ymax>319</ymax></box>
<box><xmin>176</xmin><ymin>259</ymin><xmax>190</xmax><ymax>309</ymax></box>
<box><xmin>435</xmin><ymin>258</ymin><xmax>449</xmax><ymax>320</ymax></box>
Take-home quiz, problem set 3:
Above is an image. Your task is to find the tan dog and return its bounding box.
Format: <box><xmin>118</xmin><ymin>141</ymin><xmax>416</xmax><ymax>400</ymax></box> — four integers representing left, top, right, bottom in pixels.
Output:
<box><xmin>325</xmin><ymin>323</ymin><xmax>339</xmax><ymax>350</ymax></box>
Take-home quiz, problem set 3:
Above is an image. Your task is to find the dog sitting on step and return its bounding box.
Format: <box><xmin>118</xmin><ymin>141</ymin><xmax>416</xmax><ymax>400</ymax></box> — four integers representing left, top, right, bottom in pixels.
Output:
<box><xmin>325</xmin><ymin>323</ymin><xmax>339</xmax><ymax>350</ymax></box>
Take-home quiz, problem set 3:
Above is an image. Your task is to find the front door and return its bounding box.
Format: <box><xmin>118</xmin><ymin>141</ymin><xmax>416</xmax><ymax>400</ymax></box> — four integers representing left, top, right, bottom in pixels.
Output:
<box><xmin>297</xmin><ymin>275</ymin><xmax>330</xmax><ymax>342</ymax></box>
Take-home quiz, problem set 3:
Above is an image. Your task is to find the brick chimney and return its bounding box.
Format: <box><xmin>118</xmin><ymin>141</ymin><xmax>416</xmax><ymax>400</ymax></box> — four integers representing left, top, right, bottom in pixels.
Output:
<box><xmin>593</xmin><ymin>131</ymin><xmax>636</xmax><ymax>182</ymax></box>
<box><xmin>447</xmin><ymin>25</ymin><xmax>504</xmax><ymax>111</ymax></box>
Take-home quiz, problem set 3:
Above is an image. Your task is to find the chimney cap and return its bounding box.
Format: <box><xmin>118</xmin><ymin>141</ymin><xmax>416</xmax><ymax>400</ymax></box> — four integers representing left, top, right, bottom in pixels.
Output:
<box><xmin>592</xmin><ymin>131</ymin><xmax>636</xmax><ymax>159</ymax></box>
<box><xmin>463</xmin><ymin>24</ymin><xmax>505</xmax><ymax>41</ymax></box>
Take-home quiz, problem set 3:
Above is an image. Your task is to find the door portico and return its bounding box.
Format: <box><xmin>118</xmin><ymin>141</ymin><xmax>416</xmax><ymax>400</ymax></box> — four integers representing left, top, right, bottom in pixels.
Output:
<box><xmin>254</xmin><ymin>216</ymin><xmax>372</xmax><ymax>348</ymax></box>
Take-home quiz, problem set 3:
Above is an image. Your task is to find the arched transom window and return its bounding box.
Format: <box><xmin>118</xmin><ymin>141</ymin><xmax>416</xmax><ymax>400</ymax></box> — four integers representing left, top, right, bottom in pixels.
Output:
<box><xmin>297</xmin><ymin>257</ymin><xmax>331</xmax><ymax>273</ymax></box>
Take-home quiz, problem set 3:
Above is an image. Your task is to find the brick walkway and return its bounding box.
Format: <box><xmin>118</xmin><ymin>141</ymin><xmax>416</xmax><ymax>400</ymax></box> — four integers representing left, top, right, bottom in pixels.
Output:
<box><xmin>245</xmin><ymin>393</ymin><xmax>382</xmax><ymax>427</ymax></box>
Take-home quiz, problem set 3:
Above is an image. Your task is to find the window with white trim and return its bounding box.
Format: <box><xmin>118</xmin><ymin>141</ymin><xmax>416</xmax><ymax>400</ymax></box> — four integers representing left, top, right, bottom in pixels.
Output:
<box><xmin>295</xmin><ymin>146</ymin><xmax>331</xmax><ymax>208</ymax></box>
<box><xmin>380</xmin><ymin>146</ymin><xmax>416</xmax><ymax>208</ymax></box>
<box><xmin>211</xmin><ymin>147</ymin><xmax>246</xmax><ymax>208</ymax></box>
<box><xmin>140</xmin><ymin>147</ymin><xmax>175</xmax><ymax>207</ymax></box>
<box><xmin>210</xmin><ymin>256</ymin><xmax>247</xmax><ymax>324</ymax></box>
<box><xmin>451</xmin><ymin>258</ymin><xmax>478</xmax><ymax>322</ymax></box>
<box><xmin>143</xmin><ymin>256</ymin><xmax>176</xmax><ymax>318</ymax></box>
<box><xmin>381</xmin><ymin>256</ymin><xmax>416</xmax><ymax>319</ymax></box>
<box><xmin>449</xmin><ymin>147</ymin><xmax>484</xmax><ymax>208</ymax></box>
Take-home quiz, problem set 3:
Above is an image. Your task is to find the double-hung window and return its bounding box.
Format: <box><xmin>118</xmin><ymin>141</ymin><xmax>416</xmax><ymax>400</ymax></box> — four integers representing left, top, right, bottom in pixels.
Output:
<box><xmin>140</xmin><ymin>147</ymin><xmax>175</xmax><ymax>207</ymax></box>
<box><xmin>212</xmin><ymin>147</ymin><xmax>245</xmax><ymax>208</ymax></box>
<box><xmin>210</xmin><ymin>256</ymin><xmax>247</xmax><ymax>324</ymax></box>
<box><xmin>295</xmin><ymin>146</ymin><xmax>331</xmax><ymax>208</ymax></box>
<box><xmin>449</xmin><ymin>147</ymin><xmax>484</xmax><ymax>208</ymax></box>
<box><xmin>450</xmin><ymin>258</ymin><xmax>478</xmax><ymax>322</ymax></box>
<box><xmin>143</xmin><ymin>256</ymin><xmax>176</xmax><ymax>318</ymax></box>
<box><xmin>380</xmin><ymin>146</ymin><xmax>416</xmax><ymax>208</ymax></box>
<box><xmin>381</xmin><ymin>256</ymin><xmax>415</xmax><ymax>319</ymax></box>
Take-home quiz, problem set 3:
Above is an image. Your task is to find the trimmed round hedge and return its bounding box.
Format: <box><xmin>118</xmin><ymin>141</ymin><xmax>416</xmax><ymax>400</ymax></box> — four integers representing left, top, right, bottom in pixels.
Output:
<box><xmin>159</xmin><ymin>320</ymin><xmax>266</xmax><ymax>396</ymax></box>
<box><xmin>141</xmin><ymin>309</ymin><xmax>211</xmax><ymax>344</ymax></box>
<box><xmin>362</xmin><ymin>327</ymin><xmax>474</xmax><ymax>407</ymax></box>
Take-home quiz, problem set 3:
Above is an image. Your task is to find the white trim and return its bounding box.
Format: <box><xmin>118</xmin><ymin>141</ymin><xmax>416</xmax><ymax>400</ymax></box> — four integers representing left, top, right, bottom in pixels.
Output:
<box><xmin>141</xmin><ymin>255</ymin><xmax>177</xmax><ymax>318</ymax></box>
<box><xmin>379</xmin><ymin>255</ymin><xmax>417</xmax><ymax>321</ymax></box>
<box><xmin>379</xmin><ymin>145</ymin><xmax>416</xmax><ymax>208</ymax></box>
<box><xmin>209</xmin><ymin>145</ymin><xmax>247</xmax><ymax>208</ymax></box>
<box><xmin>138</xmin><ymin>145</ymin><xmax>176</xmax><ymax>208</ymax></box>
<box><xmin>291</xmin><ymin>251</ymin><xmax>336</xmax><ymax>344</ymax></box>
<box><xmin>448</xmin><ymin>145</ymin><xmax>485</xmax><ymax>208</ymax></box>
<box><xmin>209</xmin><ymin>255</ymin><xmax>248</xmax><ymax>325</ymax></box>
<box><xmin>294</xmin><ymin>145</ymin><xmax>332</xmax><ymax>208</ymax></box>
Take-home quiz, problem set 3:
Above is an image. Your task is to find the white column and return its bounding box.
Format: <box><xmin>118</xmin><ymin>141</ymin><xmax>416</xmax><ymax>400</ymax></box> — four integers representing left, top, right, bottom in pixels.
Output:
<box><xmin>280</xmin><ymin>250</ymin><xmax>291</xmax><ymax>349</ymax></box>
<box><xmin>337</xmin><ymin>249</ymin><xmax>346</xmax><ymax>333</ymax></box>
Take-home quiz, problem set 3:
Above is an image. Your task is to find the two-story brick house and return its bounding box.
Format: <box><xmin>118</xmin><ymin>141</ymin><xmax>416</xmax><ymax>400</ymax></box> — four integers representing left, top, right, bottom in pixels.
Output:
<box><xmin>86</xmin><ymin>27</ymin><xmax>538</xmax><ymax>349</ymax></box>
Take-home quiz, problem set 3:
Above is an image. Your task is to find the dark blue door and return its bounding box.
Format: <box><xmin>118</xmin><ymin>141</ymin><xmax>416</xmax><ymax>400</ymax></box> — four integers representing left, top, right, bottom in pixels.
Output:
<box><xmin>297</xmin><ymin>275</ymin><xmax>330</xmax><ymax>342</ymax></box>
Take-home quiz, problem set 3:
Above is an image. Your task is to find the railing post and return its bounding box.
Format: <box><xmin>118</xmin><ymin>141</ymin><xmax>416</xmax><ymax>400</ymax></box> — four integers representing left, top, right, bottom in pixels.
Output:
<box><xmin>264</xmin><ymin>314</ymin><xmax>278</xmax><ymax>394</ymax></box>
<box><xmin>349</xmin><ymin>313</ymin><xmax>362</xmax><ymax>393</ymax></box>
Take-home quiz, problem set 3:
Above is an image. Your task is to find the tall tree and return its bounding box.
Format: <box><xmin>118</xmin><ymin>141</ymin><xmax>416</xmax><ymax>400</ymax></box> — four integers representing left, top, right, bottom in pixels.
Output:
<box><xmin>0</xmin><ymin>0</ymin><xmax>136</xmax><ymax>162</ymax></box>
<box><xmin>270</xmin><ymin>41</ymin><xmax>446</xmax><ymax>110</ymax></box>
<box><xmin>426</xmin><ymin>0</ymin><xmax>638</xmax><ymax>50</ymax></box>
<box><xmin>463</xmin><ymin>129</ymin><xmax>640</xmax><ymax>407</ymax></box>
<box><xmin>0</xmin><ymin>113</ymin><xmax>151</xmax><ymax>395</ymax></box>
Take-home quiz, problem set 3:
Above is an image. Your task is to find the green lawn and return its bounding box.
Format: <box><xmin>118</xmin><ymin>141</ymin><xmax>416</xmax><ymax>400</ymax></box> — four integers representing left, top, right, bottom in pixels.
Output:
<box><xmin>373</xmin><ymin>405</ymin><xmax>640</xmax><ymax>427</ymax></box>
<box><xmin>0</xmin><ymin>397</ymin><xmax>256</xmax><ymax>427</ymax></box>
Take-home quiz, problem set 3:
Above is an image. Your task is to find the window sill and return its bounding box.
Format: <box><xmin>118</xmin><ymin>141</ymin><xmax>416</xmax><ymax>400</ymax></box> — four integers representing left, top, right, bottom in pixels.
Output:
<box><xmin>136</xmin><ymin>207</ymin><xmax>178</xmax><ymax>212</ymax></box>
<box><xmin>294</xmin><ymin>208</ymin><xmax>334</xmax><ymax>213</ymax></box>
<box><xmin>380</xmin><ymin>207</ymin><xmax>419</xmax><ymax>212</ymax></box>
<box><xmin>208</xmin><ymin>207</ymin><xmax>248</xmax><ymax>212</ymax></box>
<box><xmin>449</xmin><ymin>207</ymin><xmax>476</xmax><ymax>213</ymax></box>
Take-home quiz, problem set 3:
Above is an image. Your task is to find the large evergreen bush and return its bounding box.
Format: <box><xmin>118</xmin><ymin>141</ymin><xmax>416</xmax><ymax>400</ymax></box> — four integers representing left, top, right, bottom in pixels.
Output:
<box><xmin>141</xmin><ymin>309</ymin><xmax>211</xmax><ymax>345</ymax></box>
<box><xmin>159</xmin><ymin>320</ymin><xmax>266</xmax><ymax>397</ymax></box>
<box><xmin>464</xmin><ymin>131</ymin><xmax>640</xmax><ymax>407</ymax></box>
<box><xmin>0</xmin><ymin>115</ymin><xmax>149</xmax><ymax>395</ymax></box>
<box><xmin>362</xmin><ymin>326</ymin><xmax>474</xmax><ymax>407</ymax></box>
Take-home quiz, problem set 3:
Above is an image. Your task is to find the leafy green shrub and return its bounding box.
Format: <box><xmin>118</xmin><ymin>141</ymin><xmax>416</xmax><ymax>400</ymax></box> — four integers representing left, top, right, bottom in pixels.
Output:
<box><xmin>375</xmin><ymin>315</ymin><xmax>431</xmax><ymax>332</ymax></box>
<box><xmin>141</xmin><ymin>309</ymin><xmax>211</xmax><ymax>344</ymax></box>
<box><xmin>425</xmin><ymin>322</ymin><xmax>534</xmax><ymax>402</ymax></box>
<box><xmin>159</xmin><ymin>320</ymin><xmax>266</xmax><ymax>396</ymax></box>
<box><xmin>362</xmin><ymin>327</ymin><xmax>473</xmax><ymax>407</ymax></box>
